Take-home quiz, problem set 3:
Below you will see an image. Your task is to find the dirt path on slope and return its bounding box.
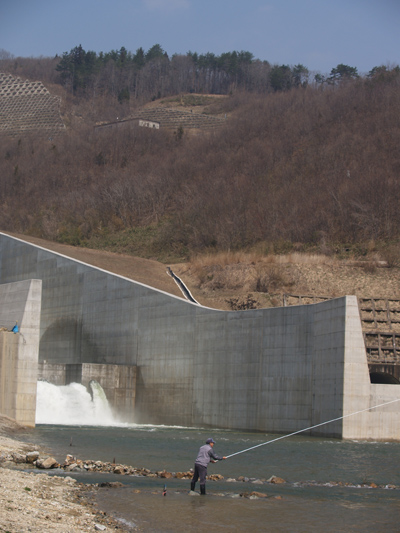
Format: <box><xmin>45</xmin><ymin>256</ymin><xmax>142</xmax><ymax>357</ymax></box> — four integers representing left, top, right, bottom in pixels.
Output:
<box><xmin>3</xmin><ymin>232</ymin><xmax>183</xmax><ymax>299</ymax></box>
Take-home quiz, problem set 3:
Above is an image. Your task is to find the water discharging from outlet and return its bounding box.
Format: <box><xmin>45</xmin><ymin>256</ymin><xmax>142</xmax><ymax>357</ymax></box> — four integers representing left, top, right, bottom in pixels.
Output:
<box><xmin>36</xmin><ymin>380</ymin><xmax>119</xmax><ymax>426</ymax></box>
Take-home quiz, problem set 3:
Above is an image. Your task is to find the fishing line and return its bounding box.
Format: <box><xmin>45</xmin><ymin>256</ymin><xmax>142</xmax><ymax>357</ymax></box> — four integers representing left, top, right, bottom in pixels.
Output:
<box><xmin>225</xmin><ymin>397</ymin><xmax>400</xmax><ymax>459</ymax></box>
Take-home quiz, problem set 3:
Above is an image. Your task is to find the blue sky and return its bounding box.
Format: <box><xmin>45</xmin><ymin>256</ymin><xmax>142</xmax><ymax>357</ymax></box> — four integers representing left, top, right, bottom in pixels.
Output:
<box><xmin>1</xmin><ymin>0</ymin><xmax>399</xmax><ymax>74</ymax></box>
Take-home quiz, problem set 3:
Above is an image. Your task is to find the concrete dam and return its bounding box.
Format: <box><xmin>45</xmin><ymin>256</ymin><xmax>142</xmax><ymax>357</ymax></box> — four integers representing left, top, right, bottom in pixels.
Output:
<box><xmin>0</xmin><ymin>232</ymin><xmax>399</xmax><ymax>439</ymax></box>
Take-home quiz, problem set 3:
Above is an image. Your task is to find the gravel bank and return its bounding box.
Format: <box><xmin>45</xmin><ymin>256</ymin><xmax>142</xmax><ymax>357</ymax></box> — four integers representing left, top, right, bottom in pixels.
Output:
<box><xmin>0</xmin><ymin>415</ymin><xmax>131</xmax><ymax>532</ymax></box>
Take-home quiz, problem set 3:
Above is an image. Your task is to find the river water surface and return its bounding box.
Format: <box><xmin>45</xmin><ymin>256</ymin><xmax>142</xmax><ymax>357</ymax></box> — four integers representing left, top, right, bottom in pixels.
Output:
<box><xmin>19</xmin><ymin>423</ymin><xmax>400</xmax><ymax>532</ymax></box>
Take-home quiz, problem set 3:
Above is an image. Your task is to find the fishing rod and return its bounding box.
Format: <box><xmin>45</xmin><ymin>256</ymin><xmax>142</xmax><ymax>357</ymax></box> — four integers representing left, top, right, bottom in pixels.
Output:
<box><xmin>225</xmin><ymin>397</ymin><xmax>400</xmax><ymax>459</ymax></box>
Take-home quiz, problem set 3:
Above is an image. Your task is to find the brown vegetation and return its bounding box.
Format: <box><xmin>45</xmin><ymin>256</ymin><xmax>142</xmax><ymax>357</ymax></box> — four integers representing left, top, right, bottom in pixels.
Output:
<box><xmin>0</xmin><ymin>63</ymin><xmax>399</xmax><ymax>264</ymax></box>
<box><xmin>174</xmin><ymin>251</ymin><xmax>400</xmax><ymax>311</ymax></box>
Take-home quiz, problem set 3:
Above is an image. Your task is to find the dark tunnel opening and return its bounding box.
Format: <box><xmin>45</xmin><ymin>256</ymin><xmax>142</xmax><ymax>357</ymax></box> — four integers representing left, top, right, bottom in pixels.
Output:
<box><xmin>370</xmin><ymin>372</ymin><xmax>400</xmax><ymax>384</ymax></box>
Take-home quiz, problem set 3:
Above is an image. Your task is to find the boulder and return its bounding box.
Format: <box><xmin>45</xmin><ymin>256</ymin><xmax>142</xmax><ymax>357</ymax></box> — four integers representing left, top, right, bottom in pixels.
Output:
<box><xmin>158</xmin><ymin>471</ymin><xmax>173</xmax><ymax>479</ymax></box>
<box><xmin>175</xmin><ymin>472</ymin><xmax>189</xmax><ymax>479</ymax></box>
<box><xmin>241</xmin><ymin>491</ymin><xmax>268</xmax><ymax>499</ymax></box>
<box><xmin>64</xmin><ymin>454</ymin><xmax>74</xmax><ymax>463</ymax></box>
<box><xmin>99</xmin><ymin>482</ymin><xmax>123</xmax><ymax>488</ymax></box>
<box><xmin>65</xmin><ymin>463</ymin><xmax>79</xmax><ymax>471</ymax></box>
<box><xmin>267</xmin><ymin>475</ymin><xmax>286</xmax><ymax>484</ymax></box>
<box><xmin>26</xmin><ymin>451</ymin><xmax>40</xmax><ymax>464</ymax></box>
<box><xmin>37</xmin><ymin>457</ymin><xmax>58</xmax><ymax>469</ymax></box>
<box><xmin>208</xmin><ymin>474</ymin><xmax>224</xmax><ymax>481</ymax></box>
<box><xmin>11</xmin><ymin>452</ymin><xmax>26</xmax><ymax>464</ymax></box>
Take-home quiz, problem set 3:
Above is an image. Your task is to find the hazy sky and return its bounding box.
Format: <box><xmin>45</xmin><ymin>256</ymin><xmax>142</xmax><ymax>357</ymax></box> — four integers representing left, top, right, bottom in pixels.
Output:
<box><xmin>1</xmin><ymin>0</ymin><xmax>399</xmax><ymax>74</ymax></box>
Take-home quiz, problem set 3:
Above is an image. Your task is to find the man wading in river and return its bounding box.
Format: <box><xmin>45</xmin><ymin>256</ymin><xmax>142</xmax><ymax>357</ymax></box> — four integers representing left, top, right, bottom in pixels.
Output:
<box><xmin>190</xmin><ymin>438</ymin><xmax>226</xmax><ymax>495</ymax></box>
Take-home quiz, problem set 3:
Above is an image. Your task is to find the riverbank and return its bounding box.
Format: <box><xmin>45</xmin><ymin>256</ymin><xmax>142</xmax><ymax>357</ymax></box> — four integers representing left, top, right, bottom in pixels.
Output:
<box><xmin>0</xmin><ymin>415</ymin><xmax>131</xmax><ymax>532</ymax></box>
<box><xmin>3</xmin><ymin>419</ymin><xmax>400</xmax><ymax>532</ymax></box>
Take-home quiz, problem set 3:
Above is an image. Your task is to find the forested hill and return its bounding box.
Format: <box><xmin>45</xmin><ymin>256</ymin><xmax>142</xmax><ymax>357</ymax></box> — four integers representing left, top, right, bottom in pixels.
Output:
<box><xmin>0</xmin><ymin>43</ymin><xmax>385</xmax><ymax>105</ymax></box>
<box><xmin>0</xmin><ymin>48</ymin><xmax>399</xmax><ymax>263</ymax></box>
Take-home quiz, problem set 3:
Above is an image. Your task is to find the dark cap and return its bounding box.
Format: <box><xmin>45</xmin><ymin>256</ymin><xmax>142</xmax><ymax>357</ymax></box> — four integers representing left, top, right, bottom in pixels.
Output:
<box><xmin>206</xmin><ymin>438</ymin><xmax>215</xmax><ymax>444</ymax></box>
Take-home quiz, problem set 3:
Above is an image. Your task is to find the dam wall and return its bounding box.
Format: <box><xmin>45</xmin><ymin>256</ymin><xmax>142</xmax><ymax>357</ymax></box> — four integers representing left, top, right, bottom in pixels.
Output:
<box><xmin>0</xmin><ymin>279</ymin><xmax>42</xmax><ymax>426</ymax></box>
<box><xmin>0</xmin><ymin>233</ymin><xmax>399</xmax><ymax>438</ymax></box>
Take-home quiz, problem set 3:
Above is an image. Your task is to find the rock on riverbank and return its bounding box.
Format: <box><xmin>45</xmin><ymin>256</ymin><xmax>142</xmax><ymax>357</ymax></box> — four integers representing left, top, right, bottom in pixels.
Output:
<box><xmin>0</xmin><ymin>415</ymin><xmax>131</xmax><ymax>532</ymax></box>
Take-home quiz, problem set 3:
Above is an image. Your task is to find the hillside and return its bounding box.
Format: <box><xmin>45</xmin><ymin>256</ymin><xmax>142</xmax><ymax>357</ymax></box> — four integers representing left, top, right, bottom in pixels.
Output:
<box><xmin>6</xmin><ymin>233</ymin><xmax>400</xmax><ymax>311</ymax></box>
<box><xmin>0</xmin><ymin>66</ymin><xmax>399</xmax><ymax>273</ymax></box>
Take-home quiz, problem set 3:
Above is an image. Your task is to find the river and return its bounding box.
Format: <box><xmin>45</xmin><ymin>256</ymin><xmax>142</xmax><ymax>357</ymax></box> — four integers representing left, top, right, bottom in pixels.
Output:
<box><xmin>19</xmin><ymin>422</ymin><xmax>400</xmax><ymax>532</ymax></box>
<box><xmin>17</xmin><ymin>381</ymin><xmax>399</xmax><ymax>531</ymax></box>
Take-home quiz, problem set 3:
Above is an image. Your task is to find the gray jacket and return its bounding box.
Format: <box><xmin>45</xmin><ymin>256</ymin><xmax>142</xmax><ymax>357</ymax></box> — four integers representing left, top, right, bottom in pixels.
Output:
<box><xmin>195</xmin><ymin>444</ymin><xmax>223</xmax><ymax>467</ymax></box>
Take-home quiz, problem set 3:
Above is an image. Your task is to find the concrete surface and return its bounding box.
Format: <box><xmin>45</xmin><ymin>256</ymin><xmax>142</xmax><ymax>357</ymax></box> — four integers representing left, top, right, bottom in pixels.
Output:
<box><xmin>0</xmin><ymin>279</ymin><xmax>42</xmax><ymax>426</ymax></box>
<box><xmin>0</xmin><ymin>232</ymin><xmax>399</xmax><ymax>438</ymax></box>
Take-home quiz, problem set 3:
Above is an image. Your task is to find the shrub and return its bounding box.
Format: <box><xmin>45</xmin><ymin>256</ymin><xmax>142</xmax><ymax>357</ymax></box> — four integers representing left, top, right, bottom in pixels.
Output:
<box><xmin>382</xmin><ymin>244</ymin><xmax>400</xmax><ymax>268</ymax></box>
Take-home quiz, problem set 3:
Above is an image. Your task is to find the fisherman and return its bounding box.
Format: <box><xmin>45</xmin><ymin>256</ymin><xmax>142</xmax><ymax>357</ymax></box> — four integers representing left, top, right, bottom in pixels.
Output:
<box><xmin>190</xmin><ymin>438</ymin><xmax>226</xmax><ymax>495</ymax></box>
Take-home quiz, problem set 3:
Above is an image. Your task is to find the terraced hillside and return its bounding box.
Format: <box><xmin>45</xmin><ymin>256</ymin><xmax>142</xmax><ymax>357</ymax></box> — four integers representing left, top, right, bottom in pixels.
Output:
<box><xmin>95</xmin><ymin>94</ymin><xmax>227</xmax><ymax>133</ymax></box>
<box><xmin>0</xmin><ymin>73</ymin><xmax>65</xmax><ymax>138</ymax></box>
<box><xmin>131</xmin><ymin>106</ymin><xmax>226</xmax><ymax>130</ymax></box>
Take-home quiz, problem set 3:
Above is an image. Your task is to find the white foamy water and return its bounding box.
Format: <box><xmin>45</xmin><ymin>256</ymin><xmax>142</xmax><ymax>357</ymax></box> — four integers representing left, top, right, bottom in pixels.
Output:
<box><xmin>36</xmin><ymin>380</ymin><xmax>120</xmax><ymax>426</ymax></box>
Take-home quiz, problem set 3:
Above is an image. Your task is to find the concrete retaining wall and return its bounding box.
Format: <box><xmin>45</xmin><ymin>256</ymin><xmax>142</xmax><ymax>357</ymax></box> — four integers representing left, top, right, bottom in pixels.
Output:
<box><xmin>0</xmin><ymin>279</ymin><xmax>42</xmax><ymax>426</ymax></box>
<box><xmin>0</xmin><ymin>233</ymin><xmax>399</xmax><ymax>438</ymax></box>
<box><xmin>0</xmin><ymin>332</ymin><xmax>19</xmax><ymax>420</ymax></box>
<box><xmin>341</xmin><ymin>301</ymin><xmax>400</xmax><ymax>440</ymax></box>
